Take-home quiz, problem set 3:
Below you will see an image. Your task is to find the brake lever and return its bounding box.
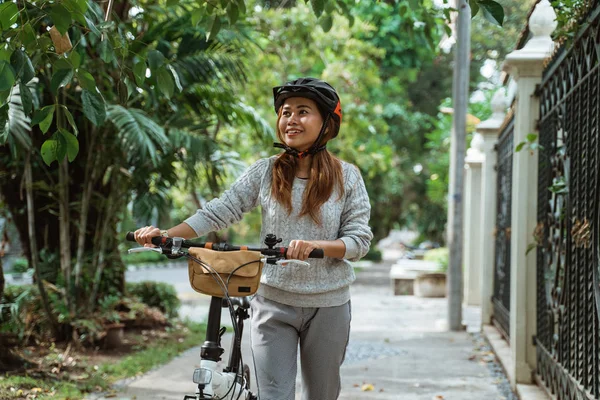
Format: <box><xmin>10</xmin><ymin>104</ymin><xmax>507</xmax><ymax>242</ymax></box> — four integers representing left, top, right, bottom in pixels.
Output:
<box><xmin>128</xmin><ymin>247</ymin><xmax>163</xmax><ymax>254</ymax></box>
<box><xmin>276</xmin><ymin>259</ymin><xmax>310</xmax><ymax>267</ymax></box>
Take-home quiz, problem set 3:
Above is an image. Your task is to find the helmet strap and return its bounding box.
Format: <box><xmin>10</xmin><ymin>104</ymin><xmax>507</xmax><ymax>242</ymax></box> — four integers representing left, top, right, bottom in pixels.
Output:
<box><xmin>273</xmin><ymin>114</ymin><xmax>331</xmax><ymax>159</ymax></box>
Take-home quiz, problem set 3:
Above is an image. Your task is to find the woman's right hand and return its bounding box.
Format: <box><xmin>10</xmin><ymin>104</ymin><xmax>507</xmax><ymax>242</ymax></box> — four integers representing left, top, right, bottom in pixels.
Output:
<box><xmin>134</xmin><ymin>226</ymin><xmax>161</xmax><ymax>247</ymax></box>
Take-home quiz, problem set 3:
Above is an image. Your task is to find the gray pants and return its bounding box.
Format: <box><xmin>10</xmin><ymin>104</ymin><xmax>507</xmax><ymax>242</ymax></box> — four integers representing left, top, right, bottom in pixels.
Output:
<box><xmin>250</xmin><ymin>294</ymin><xmax>351</xmax><ymax>400</ymax></box>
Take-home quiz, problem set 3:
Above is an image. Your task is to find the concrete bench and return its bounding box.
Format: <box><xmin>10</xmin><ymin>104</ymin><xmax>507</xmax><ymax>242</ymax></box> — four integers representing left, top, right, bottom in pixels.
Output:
<box><xmin>389</xmin><ymin>259</ymin><xmax>440</xmax><ymax>295</ymax></box>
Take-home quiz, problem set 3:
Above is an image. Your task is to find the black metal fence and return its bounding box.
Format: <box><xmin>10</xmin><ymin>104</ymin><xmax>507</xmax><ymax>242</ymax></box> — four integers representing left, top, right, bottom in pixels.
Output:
<box><xmin>492</xmin><ymin>117</ymin><xmax>514</xmax><ymax>340</ymax></box>
<box><xmin>536</xmin><ymin>8</ymin><xmax>600</xmax><ymax>399</ymax></box>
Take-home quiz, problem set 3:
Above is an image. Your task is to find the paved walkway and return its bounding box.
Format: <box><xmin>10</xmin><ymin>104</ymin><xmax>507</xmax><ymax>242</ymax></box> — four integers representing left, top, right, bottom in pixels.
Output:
<box><xmin>89</xmin><ymin>259</ymin><xmax>516</xmax><ymax>400</ymax></box>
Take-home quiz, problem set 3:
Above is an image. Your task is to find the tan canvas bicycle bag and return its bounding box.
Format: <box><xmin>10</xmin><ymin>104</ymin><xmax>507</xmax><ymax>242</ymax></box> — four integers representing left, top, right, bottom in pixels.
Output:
<box><xmin>188</xmin><ymin>247</ymin><xmax>264</xmax><ymax>297</ymax></box>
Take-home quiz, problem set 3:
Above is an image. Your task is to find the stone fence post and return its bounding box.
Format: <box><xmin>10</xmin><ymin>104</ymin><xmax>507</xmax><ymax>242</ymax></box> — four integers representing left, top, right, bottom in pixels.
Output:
<box><xmin>503</xmin><ymin>0</ymin><xmax>557</xmax><ymax>386</ymax></box>
<box><xmin>478</xmin><ymin>90</ymin><xmax>507</xmax><ymax>326</ymax></box>
<box><xmin>463</xmin><ymin>134</ymin><xmax>484</xmax><ymax>306</ymax></box>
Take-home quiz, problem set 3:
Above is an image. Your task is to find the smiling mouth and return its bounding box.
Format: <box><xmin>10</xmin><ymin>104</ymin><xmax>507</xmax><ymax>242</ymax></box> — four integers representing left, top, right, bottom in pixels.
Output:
<box><xmin>286</xmin><ymin>130</ymin><xmax>303</xmax><ymax>135</ymax></box>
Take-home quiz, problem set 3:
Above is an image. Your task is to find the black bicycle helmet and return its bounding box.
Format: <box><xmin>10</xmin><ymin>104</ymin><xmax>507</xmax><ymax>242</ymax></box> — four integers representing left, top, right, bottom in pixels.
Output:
<box><xmin>272</xmin><ymin>77</ymin><xmax>342</xmax><ymax>158</ymax></box>
<box><xmin>273</xmin><ymin>77</ymin><xmax>342</xmax><ymax>126</ymax></box>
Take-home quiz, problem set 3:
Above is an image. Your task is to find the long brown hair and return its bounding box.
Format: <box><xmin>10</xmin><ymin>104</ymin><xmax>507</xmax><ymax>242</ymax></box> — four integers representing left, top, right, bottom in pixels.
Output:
<box><xmin>271</xmin><ymin>115</ymin><xmax>345</xmax><ymax>225</ymax></box>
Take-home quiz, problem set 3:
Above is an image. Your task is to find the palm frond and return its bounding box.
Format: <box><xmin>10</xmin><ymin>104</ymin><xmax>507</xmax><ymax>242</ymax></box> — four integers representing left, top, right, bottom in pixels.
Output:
<box><xmin>0</xmin><ymin>83</ymin><xmax>33</xmax><ymax>154</ymax></box>
<box><xmin>106</xmin><ymin>105</ymin><xmax>168</xmax><ymax>167</ymax></box>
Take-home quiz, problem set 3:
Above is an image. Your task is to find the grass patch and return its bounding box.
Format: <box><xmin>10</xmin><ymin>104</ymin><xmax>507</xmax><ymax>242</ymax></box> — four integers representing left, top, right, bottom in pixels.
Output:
<box><xmin>0</xmin><ymin>321</ymin><xmax>206</xmax><ymax>399</ymax></box>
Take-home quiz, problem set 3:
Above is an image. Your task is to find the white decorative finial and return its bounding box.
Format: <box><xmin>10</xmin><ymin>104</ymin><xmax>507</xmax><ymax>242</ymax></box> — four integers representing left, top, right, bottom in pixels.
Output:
<box><xmin>470</xmin><ymin>132</ymin><xmax>484</xmax><ymax>153</ymax></box>
<box><xmin>466</xmin><ymin>133</ymin><xmax>485</xmax><ymax>163</ymax></box>
<box><xmin>529</xmin><ymin>0</ymin><xmax>558</xmax><ymax>39</ymax></box>
<box><xmin>477</xmin><ymin>89</ymin><xmax>507</xmax><ymax>131</ymax></box>
<box><xmin>491</xmin><ymin>90</ymin><xmax>506</xmax><ymax>115</ymax></box>
<box><xmin>518</xmin><ymin>0</ymin><xmax>558</xmax><ymax>55</ymax></box>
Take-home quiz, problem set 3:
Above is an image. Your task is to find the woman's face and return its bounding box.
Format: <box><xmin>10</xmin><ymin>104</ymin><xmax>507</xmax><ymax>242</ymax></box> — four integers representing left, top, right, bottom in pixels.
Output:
<box><xmin>278</xmin><ymin>97</ymin><xmax>324</xmax><ymax>152</ymax></box>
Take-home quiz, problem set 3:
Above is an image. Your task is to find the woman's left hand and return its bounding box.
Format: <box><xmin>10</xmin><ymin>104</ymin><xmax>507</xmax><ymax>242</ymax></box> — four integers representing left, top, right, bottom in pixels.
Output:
<box><xmin>286</xmin><ymin>240</ymin><xmax>319</xmax><ymax>261</ymax></box>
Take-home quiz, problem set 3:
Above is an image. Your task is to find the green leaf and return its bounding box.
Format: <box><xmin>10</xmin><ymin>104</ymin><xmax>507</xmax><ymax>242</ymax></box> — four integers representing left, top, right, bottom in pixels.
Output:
<box><xmin>41</xmin><ymin>135</ymin><xmax>60</xmax><ymax>166</ymax></box>
<box><xmin>525</xmin><ymin>242</ymin><xmax>537</xmax><ymax>255</ymax></box>
<box><xmin>10</xmin><ymin>49</ymin><xmax>25</xmax><ymax>80</ymax></box>
<box><xmin>63</xmin><ymin>0</ymin><xmax>88</xmax><ymax>14</ymax></box>
<box><xmin>50</xmin><ymin>68</ymin><xmax>74</xmax><ymax>94</ymax></box>
<box><xmin>469</xmin><ymin>0</ymin><xmax>480</xmax><ymax>18</ymax></box>
<box><xmin>59</xmin><ymin>128</ymin><xmax>79</xmax><ymax>161</ymax></box>
<box><xmin>156</xmin><ymin>67</ymin><xmax>174</xmax><ymax>99</ymax></box>
<box><xmin>236</xmin><ymin>0</ymin><xmax>246</xmax><ymax>15</ymax></box>
<box><xmin>0</xmin><ymin>2</ymin><xmax>19</xmax><ymax>31</ymax></box>
<box><xmin>147</xmin><ymin>50</ymin><xmax>165</xmax><ymax>71</ymax></box>
<box><xmin>77</xmin><ymin>69</ymin><xmax>96</xmax><ymax>91</ymax></box>
<box><xmin>50</xmin><ymin>5</ymin><xmax>72</xmax><ymax>35</ymax></box>
<box><xmin>68</xmin><ymin>51</ymin><xmax>81</xmax><ymax>69</ymax></box>
<box><xmin>515</xmin><ymin>141</ymin><xmax>526</xmax><ymax>152</ymax></box>
<box><xmin>84</xmin><ymin>16</ymin><xmax>101</xmax><ymax>36</ymax></box>
<box><xmin>20</xmin><ymin>23</ymin><xmax>37</xmax><ymax>48</ymax></box>
<box><xmin>0</xmin><ymin>104</ymin><xmax>8</xmax><ymax>144</ymax></box>
<box><xmin>32</xmin><ymin>105</ymin><xmax>55</xmax><ymax>134</ymax></box>
<box><xmin>60</xmin><ymin>105</ymin><xmax>78</xmax><ymax>135</ymax></box>
<box><xmin>227</xmin><ymin>3</ymin><xmax>239</xmax><ymax>25</ymax></box>
<box><xmin>54</xmin><ymin>57</ymin><xmax>72</xmax><ymax>70</ymax></box>
<box><xmin>479</xmin><ymin>0</ymin><xmax>504</xmax><ymax>26</ymax></box>
<box><xmin>310</xmin><ymin>0</ymin><xmax>325</xmax><ymax>18</ymax></box>
<box><xmin>0</xmin><ymin>61</ymin><xmax>15</xmax><ymax>92</ymax></box>
<box><xmin>207</xmin><ymin>16</ymin><xmax>221</xmax><ymax>41</ymax></box>
<box><xmin>19</xmin><ymin>83</ymin><xmax>32</xmax><ymax>116</ymax></box>
<box><xmin>81</xmin><ymin>89</ymin><xmax>106</xmax><ymax>126</ymax></box>
<box><xmin>167</xmin><ymin>0</ymin><xmax>178</xmax><ymax>6</ymax></box>
<box><xmin>21</xmin><ymin>54</ymin><xmax>35</xmax><ymax>84</ymax></box>
<box><xmin>133</xmin><ymin>60</ymin><xmax>146</xmax><ymax>86</ymax></box>
<box><xmin>191</xmin><ymin>9</ymin><xmax>203</xmax><ymax>27</ymax></box>
<box><xmin>526</xmin><ymin>133</ymin><xmax>538</xmax><ymax>142</ymax></box>
<box><xmin>167</xmin><ymin>65</ymin><xmax>182</xmax><ymax>92</ymax></box>
<box><xmin>319</xmin><ymin>14</ymin><xmax>333</xmax><ymax>32</ymax></box>
<box><xmin>98</xmin><ymin>38</ymin><xmax>115</xmax><ymax>63</ymax></box>
<box><xmin>118</xmin><ymin>79</ymin><xmax>129</xmax><ymax>104</ymax></box>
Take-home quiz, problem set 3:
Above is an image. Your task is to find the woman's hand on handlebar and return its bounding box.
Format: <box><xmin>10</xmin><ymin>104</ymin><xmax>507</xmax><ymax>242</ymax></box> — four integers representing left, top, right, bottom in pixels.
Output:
<box><xmin>287</xmin><ymin>240</ymin><xmax>319</xmax><ymax>261</ymax></box>
<box><xmin>134</xmin><ymin>226</ymin><xmax>161</xmax><ymax>247</ymax></box>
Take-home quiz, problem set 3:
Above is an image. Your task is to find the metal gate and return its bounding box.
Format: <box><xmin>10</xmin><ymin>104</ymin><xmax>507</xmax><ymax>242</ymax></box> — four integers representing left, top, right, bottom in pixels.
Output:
<box><xmin>492</xmin><ymin>117</ymin><xmax>514</xmax><ymax>340</ymax></box>
<box><xmin>535</xmin><ymin>6</ymin><xmax>600</xmax><ymax>399</ymax></box>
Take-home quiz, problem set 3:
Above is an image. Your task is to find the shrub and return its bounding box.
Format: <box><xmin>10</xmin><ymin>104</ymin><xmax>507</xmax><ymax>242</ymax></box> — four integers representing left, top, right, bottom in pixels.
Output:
<box><xmin>126</xmin><ymin>281</ymin><xmax>180</xmax><ymax>318</ymax></box>
<box><xmin>10</xmin><ymin>258</ymin><xmax>29</xmax><ymax>273</ymax></box>
<box><xmin>363</xmin><ymin>247</ymin><xmax>382</xmax><ymax>262</ymax></box>
<box><xmin>424</xmin><ymin>247</ymin><xmax>449</xmax><ymax>272</ymax></box>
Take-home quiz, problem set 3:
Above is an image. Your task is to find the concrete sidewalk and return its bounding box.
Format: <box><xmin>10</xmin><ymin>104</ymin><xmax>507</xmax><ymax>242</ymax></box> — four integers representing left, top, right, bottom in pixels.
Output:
<box><xmin>90</xmin><ymin>262</ymin><xmax>516</xmax><ymax>400</ymax></box>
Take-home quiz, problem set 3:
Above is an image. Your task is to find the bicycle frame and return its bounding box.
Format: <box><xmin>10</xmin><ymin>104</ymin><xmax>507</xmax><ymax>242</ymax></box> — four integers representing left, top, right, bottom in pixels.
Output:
<box><xmin>186</xmin><ymin>296</ymin><xmax>256</xmax><ymax>400</ymax></box>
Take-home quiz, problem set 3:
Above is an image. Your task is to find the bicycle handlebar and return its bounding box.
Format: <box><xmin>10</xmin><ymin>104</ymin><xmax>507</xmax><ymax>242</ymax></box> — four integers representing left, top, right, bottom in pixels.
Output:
<box><xmin>125</xmin><ymin>232</ymin><xmax>325</xmax><ymax>259</ymax></box>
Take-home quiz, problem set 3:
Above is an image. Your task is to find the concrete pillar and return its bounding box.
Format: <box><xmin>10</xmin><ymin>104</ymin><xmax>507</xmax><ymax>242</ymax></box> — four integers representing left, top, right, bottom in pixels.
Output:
<box><xmin>478</xmin><ymin>90</ymin><xmax>507</xmax><ymax>327</ymax></box>
<box><xmin>463</xmin><ymin>134</ymin><xmax>484</xmax><ymax>306</ymax></box>
<box><xmin>503</xmin><ymin>0</ymin><xmax>557</xmax><ymax>386</ymax></box>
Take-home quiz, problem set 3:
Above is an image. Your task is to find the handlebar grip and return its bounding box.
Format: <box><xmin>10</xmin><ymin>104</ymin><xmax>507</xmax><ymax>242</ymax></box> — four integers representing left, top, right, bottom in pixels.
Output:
<box><xmin>308</xmin><ymin>248</ymin><xmax>324</xmax><ymax>258</ymax></box>
<box><xmin>125</xmin><ymin>232</ymin><xmax>164</xmax><ymax>247</ymax></box>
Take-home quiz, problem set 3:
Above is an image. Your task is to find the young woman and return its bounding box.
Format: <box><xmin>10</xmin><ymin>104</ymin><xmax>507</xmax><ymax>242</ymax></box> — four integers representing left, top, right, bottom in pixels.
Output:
<box><xmin>134</xmin><ymin>77</ymin><xmax>373</xmax><ymax>400</ymax></box>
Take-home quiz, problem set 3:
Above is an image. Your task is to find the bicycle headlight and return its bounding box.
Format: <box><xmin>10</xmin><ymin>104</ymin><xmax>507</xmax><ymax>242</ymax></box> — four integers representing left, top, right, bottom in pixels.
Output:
<box><xmin>193</xmin><ymin>368</ymin><xmax>212</xmax><ymax>385</ymax></box>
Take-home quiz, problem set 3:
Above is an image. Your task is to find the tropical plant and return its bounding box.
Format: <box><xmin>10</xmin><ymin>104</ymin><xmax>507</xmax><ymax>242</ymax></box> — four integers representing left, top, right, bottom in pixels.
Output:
<box><xmin>0</xmin><ymin>0</ymin><xmax>271</xmax><ymax>342</ymax></box>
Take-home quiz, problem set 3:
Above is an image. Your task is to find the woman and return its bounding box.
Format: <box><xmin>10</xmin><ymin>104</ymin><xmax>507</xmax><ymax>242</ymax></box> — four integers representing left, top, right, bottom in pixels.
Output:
<box><xmin>134</xmin><ymin>77</ymin><xmax>373</xmax><ymax>400</ymax></box>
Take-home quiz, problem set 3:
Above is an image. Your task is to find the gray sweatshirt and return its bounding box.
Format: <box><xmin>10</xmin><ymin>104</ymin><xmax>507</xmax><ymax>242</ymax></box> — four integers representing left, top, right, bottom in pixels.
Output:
<box><xmin>184</xmin><ymin>156</ymin><xmax>373</xmax><ymax>307</ymax></box>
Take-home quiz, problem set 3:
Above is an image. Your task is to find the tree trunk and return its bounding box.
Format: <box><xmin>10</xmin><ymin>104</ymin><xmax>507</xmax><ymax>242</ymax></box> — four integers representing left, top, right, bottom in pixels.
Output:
<box><xmin>0</xmin><ymin>255</ymin><xmax>4</xmax><ymax>302</ymax></box>
<box><xmin>25</xmin><ymin>153</ymin><xmax>59</xmax><ymax>337</ymax></box>
<box><xmin>74</xmin><ymin>127</ymin><xmax>99</xmax><ymax>297</ymax></box>
<box><xmin>59</xmin><ymin>157</ymin><xmax>72</xmax><ymax>312</ymax></box>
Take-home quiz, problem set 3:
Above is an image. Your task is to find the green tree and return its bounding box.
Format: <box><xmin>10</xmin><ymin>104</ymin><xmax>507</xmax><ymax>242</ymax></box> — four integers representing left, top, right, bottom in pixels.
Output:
<box><xmin>0</xmin><ymin>0</ymin><xmax>269</xmax><ymax>341</ymax></box>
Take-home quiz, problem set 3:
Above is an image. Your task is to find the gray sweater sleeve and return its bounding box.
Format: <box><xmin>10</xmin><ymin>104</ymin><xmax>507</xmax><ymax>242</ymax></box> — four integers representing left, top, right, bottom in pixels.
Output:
<box><xmin>184</xmin><ymin>158</ymin><xmax>269</xmax><ymax>237</ymax></box>
<box><xmin>338</xmin><ymin>165</ymin><xmax>373</xmax><ymax>261</ymax></box>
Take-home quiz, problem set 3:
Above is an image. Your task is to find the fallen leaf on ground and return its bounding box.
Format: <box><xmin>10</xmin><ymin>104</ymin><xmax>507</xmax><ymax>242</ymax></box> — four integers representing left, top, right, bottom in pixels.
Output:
<box><xmin>361</xmin><ymin>383</ymin><xmax>375</xmax><ymax>391</ymax></box>
<box><xmin>433</xmin><ymin>396</ymin><xmax>445</xmax><ymax>400</ymax></box>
